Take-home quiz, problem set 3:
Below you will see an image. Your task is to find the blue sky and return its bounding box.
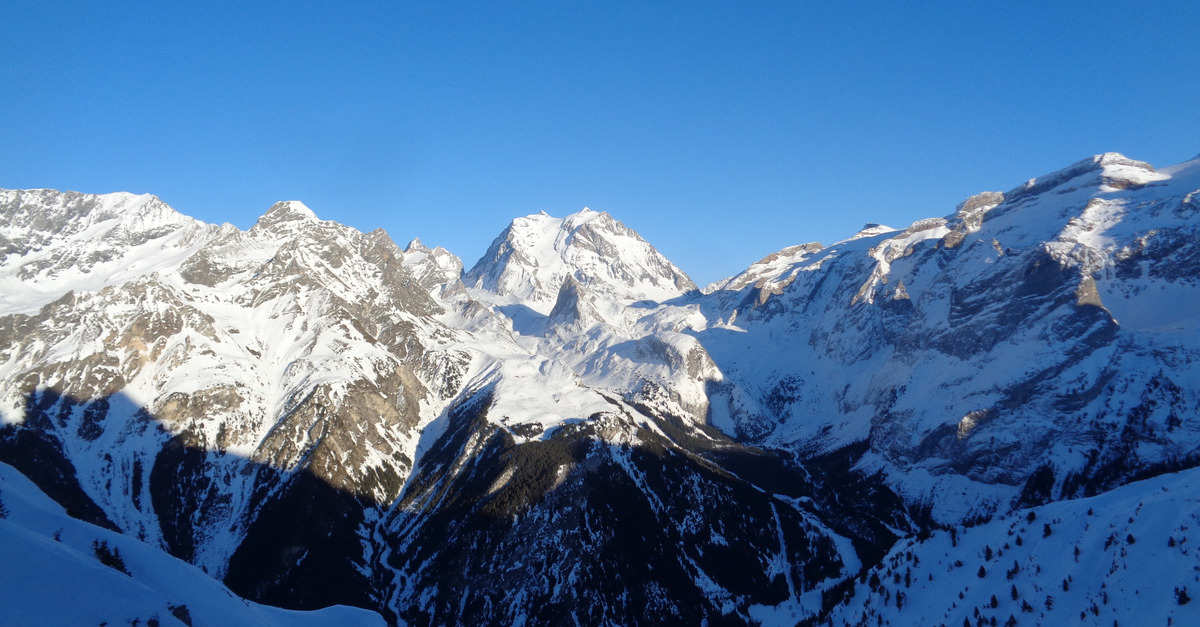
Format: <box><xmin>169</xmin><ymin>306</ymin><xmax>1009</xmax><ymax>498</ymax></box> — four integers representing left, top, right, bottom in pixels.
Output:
<box><xmin>3</xmin><ymin>1</ymin><xmax>1198</xmax><ymax>285</ymax></box>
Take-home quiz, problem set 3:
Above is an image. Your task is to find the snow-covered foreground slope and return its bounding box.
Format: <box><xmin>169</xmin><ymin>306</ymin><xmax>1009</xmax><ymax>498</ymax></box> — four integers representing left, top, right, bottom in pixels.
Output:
<box><xmin>0</xmin><ymin>461</ymin><xmax>383</xmax><ymax>627</ymax></box>
<box><xmin>0</xmin><ymin>149</ymin><xmax>1198</xmax><ymax>626</ymax></box>
<box><xmin>823</xmin><ymin>466</ymin><xmax>1200</xmax><ymax>627</ymax></box>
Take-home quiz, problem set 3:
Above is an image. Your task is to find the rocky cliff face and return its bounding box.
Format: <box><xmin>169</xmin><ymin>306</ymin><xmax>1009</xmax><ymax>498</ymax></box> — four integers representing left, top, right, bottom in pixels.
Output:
<box><xmin>2</xmin><ymin>150</ymin><xmax>1198</xmax><ymax>626</ymax></box>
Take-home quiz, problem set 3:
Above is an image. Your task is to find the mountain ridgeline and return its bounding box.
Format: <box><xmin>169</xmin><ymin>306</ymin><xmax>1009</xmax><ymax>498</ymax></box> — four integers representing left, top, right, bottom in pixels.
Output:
<box><xmin>1</xmin><ymin>152</ymin><xmax>1198</xmax><ymax>626</ymax></box>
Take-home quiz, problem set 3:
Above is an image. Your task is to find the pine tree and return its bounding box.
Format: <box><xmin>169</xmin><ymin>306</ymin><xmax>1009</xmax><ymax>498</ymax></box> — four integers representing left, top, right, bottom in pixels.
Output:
<box><xmin>92</xmin><ymin>539</ymin><xmax>130</xmax><ymax>576</ymax></box>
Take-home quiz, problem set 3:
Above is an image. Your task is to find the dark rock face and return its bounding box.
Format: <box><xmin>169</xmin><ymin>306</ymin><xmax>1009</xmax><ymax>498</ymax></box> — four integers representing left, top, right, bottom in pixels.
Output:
<box><xmin>150</xmin><ymin>435</ymin><xmax>217</xmax><ymax>562</ymax></box>
<box><xmin>225</xmin><ymin>470</ymin><xmax>375</xmax><ymax>612</ymax></box>
<box><xmin>0</xmin><ymin>392</ymin><xmax>118</xmax><ymax>531</ymax></box>
<box><xmin>372</xmin><ymin>393</ymin><xmax>907</xmax><ymax>627</ymax></box>
<box><xmin>0</xmin><ymin>389</ymin><xmax>381</xmax><ymax>613</ymax></box>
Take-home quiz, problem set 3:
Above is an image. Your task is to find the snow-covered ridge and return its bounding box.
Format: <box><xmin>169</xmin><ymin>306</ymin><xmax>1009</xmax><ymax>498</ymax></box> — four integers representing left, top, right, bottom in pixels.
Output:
<box><xmin>692</xmin><ymin>151</ymin><xmax>1200</xmax><ymax>521</ymax></box>
<box><xmin>0</xmin><ymin>189</ymin><xmax>205</xmax><ymax>316</ymax></box>
<box><xmin>1006</xmin><ymin>152</ymin><xmax>1166</xmax><ymax>200</ymax></box>
<box><xmin>706</xmin><ymin>241</ymin><xmax>827</xmax><ymax>293</ymax></box>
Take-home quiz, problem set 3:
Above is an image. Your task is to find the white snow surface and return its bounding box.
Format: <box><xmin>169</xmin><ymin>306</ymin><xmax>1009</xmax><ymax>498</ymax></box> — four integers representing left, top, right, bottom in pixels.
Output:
<box><xmin>0</xmin><ymin>461</ymin><xmax>385</xmax><ymax>627</ymax></box>
<box><xmin>825</xmin><ymin>467</ymin><xmax>1200</xmax><ymax>626</ymax></box>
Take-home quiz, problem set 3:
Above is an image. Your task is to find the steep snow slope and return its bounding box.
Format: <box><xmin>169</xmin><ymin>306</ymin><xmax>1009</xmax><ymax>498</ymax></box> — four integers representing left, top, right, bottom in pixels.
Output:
<box><xmin>0</xmin><ymin>461</ymin><xmax>384</xmax><ymax>627</ymax></box>
<box><xmin>822</xmin><ymin>467</ymin><xmax>1200</xmax><ymax>627</ymax></box>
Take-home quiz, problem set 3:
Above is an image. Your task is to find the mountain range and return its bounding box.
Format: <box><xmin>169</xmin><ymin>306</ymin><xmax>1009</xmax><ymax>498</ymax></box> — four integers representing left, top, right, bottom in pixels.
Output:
<box><xmin>1</xmin><ymin>151</ymin><xmax>1198</xmax><ymax>625</ymax></box>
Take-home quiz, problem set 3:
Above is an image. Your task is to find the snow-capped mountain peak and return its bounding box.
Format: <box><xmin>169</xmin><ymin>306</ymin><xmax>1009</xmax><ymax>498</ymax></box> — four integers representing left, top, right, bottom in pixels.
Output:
<box><xmin>405</xmin><ymin>236</ymin><xmax>429</xmax><ymax>253</ymax></box>
<box><xmin>398</xmin><ymin>234</ymin><xmax>465</xmax><ymax>298</ymax></box>
<box><xmin>0</xmin><ymin>189</ymin><xmax>205</xmax><ymax>315</ymax></box>
<box><xmin>0</xmin><ymin>189</ymin><xmax>197</xmax><ymax>255</ymax></box>
<box><xmin>1007</xmin><ymin>152</ymin><xmax>1166</xmax><ymax>201</ymax></box>
<box><xmin>251</xmin><ymin>200</ymin><xmax>319</xmax><ymax>230</ymax></box>
<box><xmin>464</xmin><ymin>207</ymin><xmax>697</xmax><ymax>313</ymax></box>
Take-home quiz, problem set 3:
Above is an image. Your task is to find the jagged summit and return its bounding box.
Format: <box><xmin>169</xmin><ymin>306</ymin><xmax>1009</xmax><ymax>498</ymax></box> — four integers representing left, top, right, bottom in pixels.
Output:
<box><xmin>0</xmin><ymin>189</ymin><xmax>203</xmax><ymax>314</ymax></box>
<box><xmin>252</xmin><ymin>200</ymin><xmax>319</xmax><ymax>230</ymax></box>
<box><xmin>1006</xmin><ymin>151</ymin><xmax>1165</xmax><ymax>200</ymax></box>
<box><xmin>464</xmin><ymin>207</ymin><xmax>697</xmax><ymax>312</ymax></box>
<box><xmin>546</xmin><ymin>274</ymin><xmax>600</xmax><ymax>330</ymax></box>
<box><xmin>0</xmin><ymin>189</ymin><xmax>194</xmax><ymax>241</ymax></box>
<box><xmin>399</xmin><ymin>235</ymin><xmax>464</xmax><ymax>298</ymax></box>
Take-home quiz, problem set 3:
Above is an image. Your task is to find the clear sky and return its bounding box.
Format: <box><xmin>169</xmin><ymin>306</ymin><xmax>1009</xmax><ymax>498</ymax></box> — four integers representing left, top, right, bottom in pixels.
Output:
<box><xmin>3</xmin><ymin>1</ymin><xmax>1198</xmax><ymax>286</ymax></box>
